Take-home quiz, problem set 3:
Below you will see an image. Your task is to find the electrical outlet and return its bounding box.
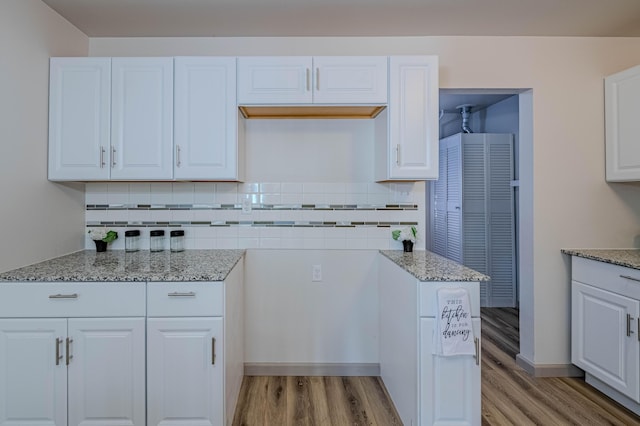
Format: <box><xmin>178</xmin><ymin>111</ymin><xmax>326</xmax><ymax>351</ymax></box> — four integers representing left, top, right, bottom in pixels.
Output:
<box><xmin>241</xmin><ymin>197</ymin><xmax>252</xmax><ymax>214</ymax></box>
<box><xmin>312</xmin><ymin>264</ymin><xmax>322</xmax><ymax>282</ymax></box>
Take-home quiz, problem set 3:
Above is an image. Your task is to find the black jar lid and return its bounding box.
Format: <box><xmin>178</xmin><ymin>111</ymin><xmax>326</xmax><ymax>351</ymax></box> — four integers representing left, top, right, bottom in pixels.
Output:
<box><xmin>170</xmin><ymin>230</ymin><xmax>184</xmax><ymax>237</ymax></box>
<box><xmin>150</xmin><ymin>230</ymin><xmax>165</xmax><ymax>237</ymax></box>
<box><xmin>125</xmin><ymin>230</ymin><xmax>140</xmax><ymax>237</ymax></box>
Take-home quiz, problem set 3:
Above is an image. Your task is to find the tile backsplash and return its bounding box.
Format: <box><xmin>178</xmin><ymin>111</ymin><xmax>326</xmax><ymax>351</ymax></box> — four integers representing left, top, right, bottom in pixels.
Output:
<box><xmin>85</xmin><ymin>181</ymin><xmax>425</xmax><ymax>250</ymax></box>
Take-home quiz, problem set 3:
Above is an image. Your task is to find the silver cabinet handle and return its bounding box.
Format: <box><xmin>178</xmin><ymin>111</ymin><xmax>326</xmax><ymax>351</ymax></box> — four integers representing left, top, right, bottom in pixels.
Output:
<box><xmin>55</xmin><ymin>337</ymin><xmax>63</xmax><ymax>366</ymax></box>
<box><xmin>627</xmin><ymin>314</ymin><xmax>634</xmax><ymax>337</ymax></box>
<box><xmin>66</xmin><ymin>337</ymin><xmax>73</xmax><ymax>365</ymax></box>
<box><xmin>316</xmin><ymin>67</ymin><xmax>320</xmax><ymax>91</ymax></box>
<box><xmin>168</xmin><ymin>291</ymin><xmax>196</xmax><ymax>297</ymax></box>
<box><xmin>49</xmin><ymin>293</ymin><xmax>78</xmax><ymax>299</ymax></box>
<box><xmin>637</xmin><ymin>318</ymin><xmax>639</xmax><ymax>342</ymax></box>
<box><xmin>111</xmin><ymin>146</ymin><xmax>116</xmax><ymax>167</ymax></box>
<box><xmin>212</xmin><ymin>337</ymin><xmax>216</xmax><ymax>365</ymax></box>
<box><xmin>621</xmin><ymin>274</ymin><xmax>640</xmax><ymax>283</ymax></box>
<box><xmin>306</xmin><ymin>68</ymin><xmax>310</xmax><ymax>92</ymax></box>
<box><xmin>100</xmin><ymin>146</ymin><xmax>106</xmax><ymax>168</ymax></box>
<box><xmin>474</xmin><ymin>337</ymin><xmax>480</xmax><ymax>366</ymax></box>
<box><xmin>176</xmin><ymin>145</ymin><xmax>182</xmax><ymax>167</ymax></box>
<box><xmin>396</xmin><ymin>144</ymin><xmax>401</xmax><ymax>166</ymax></box>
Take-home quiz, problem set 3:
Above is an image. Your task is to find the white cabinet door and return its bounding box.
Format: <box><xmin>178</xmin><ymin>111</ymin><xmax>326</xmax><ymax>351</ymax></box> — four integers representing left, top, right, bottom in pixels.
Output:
<box><xmin>237</xmin><ymin>57</ymin><xmax>312</xmax><ymax>104</ymax></box>
<box><xmin>48</xmin><ymin>57</ymin><xmax>111</xmax><ymax>181</ymax></box>
<box><xmin>111</xmin><ymin>57</ymin><xmax>174</xmax><ymax>180</ymax></box>
<box><xmin>147</xmin><ymin>317</ymin><xmax>224</xmax><ymax>426</ymax></box>
<box><xmin>420</xmin><ymin>318</ymin><xmax>481</xmax><ymax>426</ymax></box>
<box><xmin>0</xmin><ymin>319</ymin><xmax>67</xmax><ymax>426</ymax></box>
<box><xmin>174</xmin><ymin>57</ymin><xmax>240</xmax><ymax>180</ymax></box>
<box><xmin>237</xmin><ymin>56</ymin><xmax>387</xmax><ymax>105</ymax></box>
<box><xmin>605</xmin><ymin>64</ymin><xmax>640</xmax><ymax>181</ymax></box>
<box><xmin>67</xmin><ymin>318</ymin><xmax>146</xmax><ymax>426</ymax></box>
<box><xmin>572</xmin><ymin>281</ymin><xmax>640</xmax><ymax>402</ymax></box>
<box><xmin>387</xmin><ymin>56</ymin><xmax>439</xmax><ymax>180</ymax></box>
<box><xmin>312</xmin><ymin>56</ymin><xmax>387</xmax><ymax>104</ymax></box>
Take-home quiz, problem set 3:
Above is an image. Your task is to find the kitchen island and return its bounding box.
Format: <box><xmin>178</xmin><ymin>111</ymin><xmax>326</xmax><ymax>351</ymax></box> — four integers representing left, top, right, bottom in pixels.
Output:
<box><xmin>378</xmin><ymin>250</ymin><xmax>488</xmax><ymax>426</ymax></box>
<box><xmin>0</xmin><ymin>249</ymin><xmax>245</xmax><ymax>426</ymax></box>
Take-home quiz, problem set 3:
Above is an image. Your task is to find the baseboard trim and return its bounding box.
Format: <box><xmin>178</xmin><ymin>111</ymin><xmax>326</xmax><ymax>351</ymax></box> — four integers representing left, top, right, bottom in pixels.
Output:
<box><xmin>515</xmin><ymin>354</ymin><xmax>584</xmax><ymax>377</ymax></box>
<box><xmin>244</xmin><ymin>363</ymin><xmax>380</xmax><ymax>377</ymax></box>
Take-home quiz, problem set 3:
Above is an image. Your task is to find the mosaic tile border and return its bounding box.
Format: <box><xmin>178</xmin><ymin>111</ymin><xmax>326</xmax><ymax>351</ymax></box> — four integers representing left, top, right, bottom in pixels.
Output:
<box><xmin>86</xmin><ymin>221</ymin><xmax>419</xmax><ymax>228</ymax></box>
<box><xmin>86</xmin><ymin>203</ymin><xmax>418</xmax><ymax>211</ymax></box>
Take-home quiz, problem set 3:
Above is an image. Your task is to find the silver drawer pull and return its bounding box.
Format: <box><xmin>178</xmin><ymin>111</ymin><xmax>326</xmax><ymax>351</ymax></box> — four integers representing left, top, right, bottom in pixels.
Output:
<box><xmin>620</xmin><ymin>275</ymin><xmax>640</xmax><ymax>283</ymax></box>
<box><xmin>168</xmin><ymin>292</ymin><xmax>196</xmax><ymax>297</ymax></box>
<box><xmin>49</xmin><ymin>293</ymin><xmax>78</xmax><ymax>299</ymax></box>
<box><xmin>627</xmin><ymin>314</ymin><xmax>635</xmax><ymax>337</ymax></box>
<box><xmin>474</xmin><ymin>337</ymin><xmax>480</xmax><ymax>366</ymax></box>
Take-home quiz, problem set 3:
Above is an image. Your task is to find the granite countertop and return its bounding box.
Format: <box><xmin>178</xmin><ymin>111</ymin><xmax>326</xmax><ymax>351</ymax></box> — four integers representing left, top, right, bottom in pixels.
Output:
<box><xmin>380</xmin><ymin>250</ymin><xmax>489</xmax><ymax>282</ymax></box>
<box><xmin>0</xmin><ymin>249</ymin><xmax>245</xmax><ymax>282</ymax></box>
<box><xmin>561</xmin><ymin>248</ymin><xmax>640</xmax><ymax>270</ymax></box>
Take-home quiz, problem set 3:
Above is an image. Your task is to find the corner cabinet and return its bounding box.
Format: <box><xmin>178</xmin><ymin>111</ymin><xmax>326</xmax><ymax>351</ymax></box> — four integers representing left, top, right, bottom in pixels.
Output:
<box><xmin>605</xmin><ymin>64</ymin><xmax>640</xmax><ymax>181</ymax></box>
<box><xmin>236</xmin><ymin>56</ymin><xmax>388</xmax><ymax>104</ymax></box>
<box><xmin>0</xmin><ymin>283</ymin><xmax>146</xmax><ymax>426</ymax></box>
<box><xmin>375</xmin><ymin>56</ymin><xmax>439</xmax><ymax>181</ymax></box>
<box><xmin>378</xmin><ymin>254</ymin><xmax>481</xmax><ymax>426</ymax></box>
<box><xmin>570</xmin><ymin>256</ymin><xmax>640</xmax><ymax>415</ymax></box>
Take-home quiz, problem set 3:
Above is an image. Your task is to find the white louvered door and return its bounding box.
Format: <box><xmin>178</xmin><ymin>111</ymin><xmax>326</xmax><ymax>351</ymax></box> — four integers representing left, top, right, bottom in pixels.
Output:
<box><xmin>487</xmin><ymin>137</ymin><xmax>516</xmax><ymax>307</ymax></box>
<box><xmin>430</xmin><ymin>133</ymin><xmax>516</xmax><ymax>307</ymax></box>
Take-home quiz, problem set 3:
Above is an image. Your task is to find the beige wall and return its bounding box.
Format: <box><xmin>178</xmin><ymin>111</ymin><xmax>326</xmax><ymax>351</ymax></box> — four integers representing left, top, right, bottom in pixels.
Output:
<box><xmin>90</xmin><ymin>36</ymin><xmax>640</xmax><ymax>366</ymax></box>
<box><xmin>0</xmin><ymin>0</ymin><xmax>88</xmax><ymax>272</ymax></box>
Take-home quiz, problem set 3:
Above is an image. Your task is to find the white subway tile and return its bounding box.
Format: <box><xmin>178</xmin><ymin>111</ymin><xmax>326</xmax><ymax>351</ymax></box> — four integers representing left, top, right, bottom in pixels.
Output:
<box><xmin>281</xmin><ymin>183</ymin><xmax>303</xmax><ymax>194</ymax></box>
<box><xmin>303</xmin><ymin>183</ymin><xmax>325</xmax><ymax>194</ymax></box>
<box><xmin>217</xmin><ymin>238</ymin><xmax>239</xmax><ymax>249</ymax></box>
<box><xmin>281</xmin><ymin>238</ymin><xmax>305</xmax><ymax>249</ymax></box>
<box><xmin>239</xmin><ymin>182</ymin><xmax>260</xmax><ymax>194</ymax></box>
<box><xmin>107</xmin><ymin>183</ymin><xmax>129</xmax><ymax>205</ymax></box>
<box><xmin>345</xmin><ymin>183</ymin><xmax>368</xmax><ymax>194</ymax></box>
<box><xmin>260</xmin><ymin>194</ymin><xmax>282</xmax><ymax>205</ymax></box>
<box><xmin>303</xmin><ymin>239</ymin><xmax>324</xmax><ymax>249</ymax></box>
<box><xmin>128</xmin><ymin>209</ymin><xmax>150</xmax><ymax>223</ymax></box>
<box><xmin>194</xmin><ymin>183</ymin><xmax>216</xmax><ymax>203</ymax></box>
<box><xmin>238</xmin><ymin>238</ymin><xmax>260</xmax><ymax>249</ymax></box>
<box><xmin>260</xmin><ymin>183</ymin><xmax>281</xmax><ymax>193</ymax></box>
<box><xmin>172</xmin><ymin>183</ymin><xmax>194</xmax><ymax>204</ymax></box>
<box><xmin>150</xmin><ymin>183</ymin><xmax>173</xmax><ymax>204</ymax></box>
<box><xmin>128</xmin><ymin>183</ymin><xmax>151</xmax><ymax>204</ymax></box>
<box><xmin>324</xmin><ymin>239</ymin><xmax>346</xmax><ymax>249</ymax></box>
<box><xmin>325</xmin><ymin>183</ymin><xmax>345</xmax><ymax>194</ymax></box>
<box><xmin>281</xmin><ymin>193</ymin><xmax>303</xmax><ymax>204</ymax></box>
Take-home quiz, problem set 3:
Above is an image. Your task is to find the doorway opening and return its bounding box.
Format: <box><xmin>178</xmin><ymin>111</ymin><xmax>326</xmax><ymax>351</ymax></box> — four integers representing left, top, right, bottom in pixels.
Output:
<box><xmin>426</xmin><ymin>88</ymin><xmax>533</xmax><ymax>362</ymax></box>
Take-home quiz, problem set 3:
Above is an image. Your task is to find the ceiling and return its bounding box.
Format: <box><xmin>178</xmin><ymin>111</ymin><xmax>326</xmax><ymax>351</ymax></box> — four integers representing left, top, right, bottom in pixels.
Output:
<box><xmin>41</xmin><ymin>0</ymin><xmax>640</xmax><ymax>38</ymax></box>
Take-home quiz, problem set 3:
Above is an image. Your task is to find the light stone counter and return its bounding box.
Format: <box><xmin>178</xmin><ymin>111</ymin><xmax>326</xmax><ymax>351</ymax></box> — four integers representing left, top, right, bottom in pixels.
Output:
<box><xmin>380</xmin><ymin>250</ymin><xmax>489</xmax><ymax>282</ymax></box>
<box><xmin>561</xmin><ymin>248</ymin><xmax>640</xmax><ymax>270</ymax></box>
<box><xmin>0</xmin><ymin>249</ymin><xmax>245</xmax><ymax>282</ymax></box>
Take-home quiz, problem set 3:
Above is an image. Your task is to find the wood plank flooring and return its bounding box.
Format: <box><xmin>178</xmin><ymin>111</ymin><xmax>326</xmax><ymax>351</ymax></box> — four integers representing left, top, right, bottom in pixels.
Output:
<box><xmin>233</xmin><ymin>308</ymin><xmax>640</xmax><ymax>425</ymax></box>
<box><xmin>233</xmin><ymin>376</ymin><xmax>402</xmax><ymax>425</ymax></box>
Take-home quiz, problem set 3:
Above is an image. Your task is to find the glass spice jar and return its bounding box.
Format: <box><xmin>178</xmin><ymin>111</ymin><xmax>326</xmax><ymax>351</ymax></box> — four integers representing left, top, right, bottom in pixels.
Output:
<box><xmin>124</xmin><ymin>229</ymin><xmax>140</xmax><ymax>252</ymax></box>
<box><xmin>150</xmin><ymin>230</ymin><xmax>165</xmax><ymax>252</ymax></box>
<box><xmin>170</xmin><ymin>229</ymin><xmax>185</xmax><ymax>252</ymax></box>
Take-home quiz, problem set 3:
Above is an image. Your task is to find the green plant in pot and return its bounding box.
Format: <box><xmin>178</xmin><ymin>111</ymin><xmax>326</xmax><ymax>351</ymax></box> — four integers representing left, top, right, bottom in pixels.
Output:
<box><xmin>87</xmin><ymin>228</ymin><xmax>118</xmax><ymax>252</ymax></box>
<box><xmin>392</xmin><ymin>226</ymin><xmax>417</xmax><ymax>252</ymax></box>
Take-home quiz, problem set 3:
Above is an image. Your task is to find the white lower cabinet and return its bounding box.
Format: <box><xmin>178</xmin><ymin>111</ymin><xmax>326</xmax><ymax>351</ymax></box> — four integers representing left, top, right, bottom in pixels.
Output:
<box><xmin>147</xmin><ymin>318</ymin><xmax>224</xmax><ymax>426</ymax></box>
<box><xmin>379</xmin><ymin>254</ymin><xmax>481</xmax><ymax>426</ymax></box>
<box><xmin>571</xmin><ymin>256</ymin><xmax>640</xmax><ymax>413</ymax></box>
<box><xmin>419</xmin><ymin>318</ymin><xmax>481</xmax><ymax>426</ymax></box>
<box><xmin>0</xmin><ymin>284</ymin><xmax>146</xmax><ymax>426</ymax></box>
<box><xmin>0</xmin><ymin>319</ymin><xmax>67</xmax><ymax>426</ymax></box>
<box><xmin>0</xmin><ymin>317</ymin><xmax>145</xmax><ymax>426</ymax></box>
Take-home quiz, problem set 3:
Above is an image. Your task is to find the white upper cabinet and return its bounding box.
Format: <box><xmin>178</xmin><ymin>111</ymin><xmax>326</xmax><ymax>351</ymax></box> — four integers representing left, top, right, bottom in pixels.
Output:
<box><xmin>237</xmin><ymin>56</ymin><xmax>388</xmax><ymax>104</ymax></box>
<box><xmin>174</xmin><ymin>57</ymin><xmax>242</xmax><ymax>181</ymax></box>
<box><xmin>111</xmin><ymin>57</ymin><xmax>174</xmax><ymax>180</ymax></box>
<box><xmin>605</xmin><ymin>64</ymin><xmax>640</xmax><ymax>182</ymax></box>
<box><xmin>48</xmin><ymin>57</ymin><xmax>111</xmax><ymax>181</ymax></box>
<box><xmin>375</xmin><ymin>56</ymin><xmax>439</xmax><ymax>181</ymax></box>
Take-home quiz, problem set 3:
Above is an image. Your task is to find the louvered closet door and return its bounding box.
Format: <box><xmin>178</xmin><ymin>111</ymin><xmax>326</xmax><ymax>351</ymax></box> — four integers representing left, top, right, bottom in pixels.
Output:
<box><xmin>446</xmin><ymin>136</ymin><xmax>463</xmax><ymax>263</ymax></box>
<box><xmin>487</xmin><ymin>135</ymin><xmax>515</xmax><ymax>307</ymax></box>
<box><xmin>432</xmin><ymin>137</ymin><xmax>449</xmax><ymax>257</ymax></box>
<box><xmin>461</xmin><ymin>135</ymin><xmax>489</xmax><ymax>305</ymax></box>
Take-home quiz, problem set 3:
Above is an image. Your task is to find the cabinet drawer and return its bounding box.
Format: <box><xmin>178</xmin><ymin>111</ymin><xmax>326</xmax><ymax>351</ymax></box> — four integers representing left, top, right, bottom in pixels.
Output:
<box><xmin>572</xmin><ymin>257</ymin><xmax>640</xmax><ymax>300</ymax></box>
<box><xmin>419</xmin><ymin>281</ymin><xmax>480</xmax><ymax>317</ymax></box>
<box><xmin>147</xmin><ymin>282</ymin><xmax>224</xmax><ymax>317</ymax></box>
<box><xmin>0</xmin><ymin>282</ymin><xmax>145</xmax><ymax>318</ymax></box>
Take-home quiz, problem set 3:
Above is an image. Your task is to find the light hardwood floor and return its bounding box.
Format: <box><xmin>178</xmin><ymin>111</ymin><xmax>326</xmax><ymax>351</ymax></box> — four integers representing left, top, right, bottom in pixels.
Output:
<box><xmin>233</xmin><ymin>308</ymin><xmax>640</xmax><ymax>425</ymax></box>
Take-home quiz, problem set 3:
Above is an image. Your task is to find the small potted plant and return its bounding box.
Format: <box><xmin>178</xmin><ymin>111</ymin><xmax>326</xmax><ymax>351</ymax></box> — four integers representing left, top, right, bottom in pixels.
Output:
<box><xmin>87</xmin><ymin>228</ymin><xmax>118</xmax><ymax>252</ymax></box>
<box><xmin>392</xmin><ymin>226</ymin><xmax>417</xmax><ymax>252</ymax></box>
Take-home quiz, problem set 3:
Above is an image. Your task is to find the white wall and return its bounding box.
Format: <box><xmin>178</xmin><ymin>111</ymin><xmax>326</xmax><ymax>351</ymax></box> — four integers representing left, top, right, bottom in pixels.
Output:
<box><xmin>0</xmin><ymin>0</ymin><xmax>88</xmax><ymax>272</ymax></box>
<box><xmin>88</xmin><ymin>36</ymin><xmax>640</xmax><ymax>368</ymax></box>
